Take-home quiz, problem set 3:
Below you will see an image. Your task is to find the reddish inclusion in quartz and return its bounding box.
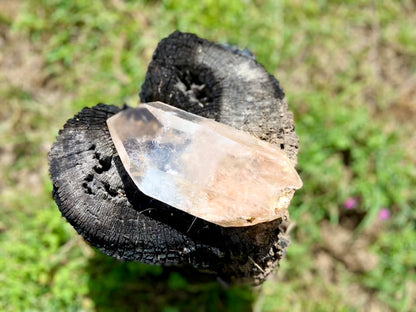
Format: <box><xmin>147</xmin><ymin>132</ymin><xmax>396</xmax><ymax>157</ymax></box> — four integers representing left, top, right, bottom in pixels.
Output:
<box><xmin>107</xmin><ymin>102</ymin><xmax>302</xmax><ymax>227</ymax></box>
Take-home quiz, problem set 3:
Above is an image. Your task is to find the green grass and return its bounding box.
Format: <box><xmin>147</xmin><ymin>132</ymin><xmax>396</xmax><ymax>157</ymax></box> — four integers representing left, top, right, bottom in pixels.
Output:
<box><xmin>1</xmin><ymin>0</ymin><xmax>415</xmax><ymax>311</ymax></box>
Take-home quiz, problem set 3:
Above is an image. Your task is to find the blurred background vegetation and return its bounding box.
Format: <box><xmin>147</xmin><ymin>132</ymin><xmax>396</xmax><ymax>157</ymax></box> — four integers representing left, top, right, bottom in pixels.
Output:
<box><xmin>0</xmin><ymin>0</ymin><xmax>415</xmax><ymax>311</ymax></box>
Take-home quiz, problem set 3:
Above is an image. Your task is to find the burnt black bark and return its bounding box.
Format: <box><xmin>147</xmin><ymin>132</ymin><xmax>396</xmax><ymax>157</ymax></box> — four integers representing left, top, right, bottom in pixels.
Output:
<box><xmin>49</xmin><ymin>31</ymin><xmax>299</xmax><ymax>285</ymax></box>
<box><xmin>141</xmin><ymin>31</ymin><xmax>299</xmax><ymax>160</ymax></box>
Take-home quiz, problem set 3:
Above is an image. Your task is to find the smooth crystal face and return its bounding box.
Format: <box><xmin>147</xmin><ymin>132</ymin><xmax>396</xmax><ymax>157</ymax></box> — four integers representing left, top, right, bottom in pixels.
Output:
<box><xmin>107</xmin><ymin>102</ymin><xmax>302</xmax><ymax>227</ymax></box>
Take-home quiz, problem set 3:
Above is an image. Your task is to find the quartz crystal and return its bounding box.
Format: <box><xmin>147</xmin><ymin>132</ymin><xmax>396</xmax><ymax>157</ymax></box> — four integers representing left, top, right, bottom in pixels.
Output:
<box><xmin>107</xmin><ymin>102</ymin><xmax>303</xmax><ymax>227</ymax></box>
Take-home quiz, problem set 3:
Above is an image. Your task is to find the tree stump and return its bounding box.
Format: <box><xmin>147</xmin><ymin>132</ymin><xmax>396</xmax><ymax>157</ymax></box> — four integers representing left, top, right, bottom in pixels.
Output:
<box><xmin>49</xmin><ymin>31</ymin><xmax>300</xmax><ymax>285</ymax></box>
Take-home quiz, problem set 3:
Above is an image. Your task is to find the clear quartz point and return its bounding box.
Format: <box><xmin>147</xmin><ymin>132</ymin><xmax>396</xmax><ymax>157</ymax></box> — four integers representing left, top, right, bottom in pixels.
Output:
<box><xmin>107</xmin><ymin>102</ymin><xmax>303</xmax><ymax>227</ymax></box>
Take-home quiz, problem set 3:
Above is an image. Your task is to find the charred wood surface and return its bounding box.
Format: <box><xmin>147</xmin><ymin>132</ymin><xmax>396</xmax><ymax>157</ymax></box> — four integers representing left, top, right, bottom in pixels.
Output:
<box><xmin>49</xmin><ymin>31</ymin><xmax>299</xmax><ymax>284</ymax></box>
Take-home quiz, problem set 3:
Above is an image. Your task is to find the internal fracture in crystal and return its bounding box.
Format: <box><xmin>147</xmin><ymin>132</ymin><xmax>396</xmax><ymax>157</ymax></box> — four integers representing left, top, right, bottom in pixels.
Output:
<box><xmin>107</xmin><ymin>102</ymin><xmax>302</xmax><ymax>227</ymax></box>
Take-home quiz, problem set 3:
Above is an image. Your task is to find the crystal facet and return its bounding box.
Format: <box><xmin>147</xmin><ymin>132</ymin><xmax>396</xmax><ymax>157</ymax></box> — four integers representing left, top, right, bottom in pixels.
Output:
<box><xmin>107</xmin><ymin>102</ymin><xmax>302</xmax><ymax>227</ymax></box>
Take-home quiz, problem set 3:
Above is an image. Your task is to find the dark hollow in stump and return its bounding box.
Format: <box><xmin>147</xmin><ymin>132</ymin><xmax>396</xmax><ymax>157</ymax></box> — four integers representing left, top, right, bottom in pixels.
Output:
<box><xmin>49</xmin><ymin>31</ymin><xmax>299</xmax><ymax>285</ymax></box>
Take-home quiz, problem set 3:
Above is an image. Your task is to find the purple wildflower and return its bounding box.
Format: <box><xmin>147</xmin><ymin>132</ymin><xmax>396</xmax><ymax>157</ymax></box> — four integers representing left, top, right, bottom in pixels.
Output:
<box><xmin>379</xmin><ymin>208</ymin><xmax>391</xmax><ymax>221</ymax></box>
<box><xmin>344</xmin><ymin>197</ymin><xmax>357</xmax><ymax>210</ymax></box>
